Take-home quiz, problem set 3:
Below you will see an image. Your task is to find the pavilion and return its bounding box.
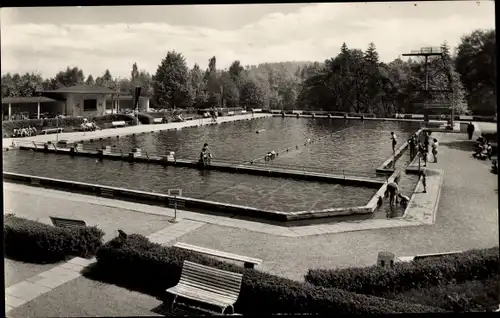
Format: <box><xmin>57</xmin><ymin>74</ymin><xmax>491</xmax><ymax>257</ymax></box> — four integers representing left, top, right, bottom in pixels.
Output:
<box><xmin>1</xmin><ymin>84</ymin><xmax>150</xmax><ymax>120</ymax></box>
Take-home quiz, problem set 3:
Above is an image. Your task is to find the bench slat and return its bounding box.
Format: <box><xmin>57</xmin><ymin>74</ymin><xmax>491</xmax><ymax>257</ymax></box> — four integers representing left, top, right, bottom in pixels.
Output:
<box><xmin>180</xmin><ymin>270</ymin><xmax>242</xmax><ymax>296</ymax></box>
<box><xmin>181</xmin><ymin>261</ymin><xmax>243</xmax><ymax>286</ymax></box>
<box><xmin>177</xmin><ymin>282</ymin><xmax>239</xmax><ymax>303</ymax></box>
<box><xmin>168</xmin><ymin>285</ymin><xmax>235</xmax><ymax>307</ymax></box>
<box><xmin>167</xmin><ymin>260</ymin><xmax>243</xmax><ymax>310</ymax></box>
<box><xmin>174</xmin><ymin>243</ymin><xmax>262</xmax><ymax>265</ymax></box>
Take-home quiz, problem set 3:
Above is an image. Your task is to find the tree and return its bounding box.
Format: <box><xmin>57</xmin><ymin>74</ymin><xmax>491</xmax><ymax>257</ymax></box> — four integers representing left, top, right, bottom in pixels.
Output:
<box><xmin>188</xmin><ymin>64</ymin><xmax>208</xmax><ymax>108</ymax></box>
<box><xmin>95</xmin><ymin>69</ymin><xmax>117</xmax><ymax>89</ymax></box>
<box><xmin>228</xmin><ymin>60</ymin><xmax>245</xmax><ymax>89</ymax></box>
<box><xmin>153</xmin><ymin>51</ymin><xmax>192</xmax><ymax>108</ymax></box>
<box><xmin>85</xmin><ymin>75</ymin><xmax>95</xmax><ymax>85</ymax></box>
<box><xmin>204</xmin><ymin>56</ymin><xmax>221</xmax><ymax>108</ymax></box>
<box><xmin>455</xmin><ymin>29</ymin><xmax>496</xmax><ymax>115</ymax></box>
<box><xmin>131</xmin><ymin>62</ymin><xmax>139</xmax><ymax>82</ymax></box>
<box><xmin>48</xmin><ymin>67</ymin><xmax>85</xmax><ymax>89</ymax></box>
<box><xmin>220</xmin><ymin>71</ymin><xmax>240</xmax><ymax>108</ymax></box>
<box><xmin>239</xmin><ymin>79</ymin><xmax>265</xmax><ymax>109</ymax></box>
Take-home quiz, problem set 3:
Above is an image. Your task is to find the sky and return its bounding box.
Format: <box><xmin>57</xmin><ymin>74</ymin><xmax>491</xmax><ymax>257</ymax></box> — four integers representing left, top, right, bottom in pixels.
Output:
<box><xmin>0</xmin><ymin>2</ymin><xmax>495</xmax><ymax>79</ymax></box>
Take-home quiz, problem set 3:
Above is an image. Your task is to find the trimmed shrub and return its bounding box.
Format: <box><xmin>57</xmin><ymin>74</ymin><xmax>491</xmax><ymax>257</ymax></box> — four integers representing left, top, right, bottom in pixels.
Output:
<box><xmin>89</xmin><ymin>234</ymin><xmax>444</xmax><ymax>314</ymax></box>
<box><xmin>385</xmin><ymin>274</ymin><xmax>499</xmax><ymax>312</ymax></box>
<box><xmin>305</xmin><ymin>247</ymin><xmax>499</xmax><ymax>297</ymax></box>
<box><xmin>4</xmin><ymin>215</ymin><xmax>105</xmax><ymax>263</ymax></box>
<box><xmin>137</xmin><ymin>113</ymin><xmax>155</xmax><ymax>124</ymax></box>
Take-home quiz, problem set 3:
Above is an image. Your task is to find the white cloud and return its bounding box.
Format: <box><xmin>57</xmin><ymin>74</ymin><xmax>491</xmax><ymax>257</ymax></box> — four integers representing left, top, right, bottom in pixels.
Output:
<box><xmin>0</xmin><ymin>2</ymin><xmax>495</xmax><ymax>79</ymax></box>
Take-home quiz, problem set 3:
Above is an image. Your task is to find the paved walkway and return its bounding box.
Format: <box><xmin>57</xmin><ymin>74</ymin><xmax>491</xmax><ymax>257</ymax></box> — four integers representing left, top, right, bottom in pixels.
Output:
<box><xmin>4</xmin><ymin>113</ymin><xmax>271</xmax><ymax>147</ymax></box>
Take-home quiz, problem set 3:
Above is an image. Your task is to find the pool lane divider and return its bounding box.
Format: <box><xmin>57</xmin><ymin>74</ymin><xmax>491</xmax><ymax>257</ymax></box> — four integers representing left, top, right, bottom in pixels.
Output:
<box><xmin>4</xmin><ymin>172</ymin><xmax>386</xmax><ymax>223</ymax></box>
<box><xmin>17</xmin><ymin>144</ymin><xmax>384</xmax><ymax>188</ymax></box>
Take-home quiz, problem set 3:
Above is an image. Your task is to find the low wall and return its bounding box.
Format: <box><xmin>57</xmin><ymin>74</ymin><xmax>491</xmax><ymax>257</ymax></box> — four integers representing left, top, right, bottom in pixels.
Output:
<box><xmin>3</xmin><ymin>172</ymin><xmax>378</xmax><ymax>223</ymax></box>
<box><xmin>18</xmin><ymin>145</ymin><xmax>384</xmax><ymax>188</ymax></box>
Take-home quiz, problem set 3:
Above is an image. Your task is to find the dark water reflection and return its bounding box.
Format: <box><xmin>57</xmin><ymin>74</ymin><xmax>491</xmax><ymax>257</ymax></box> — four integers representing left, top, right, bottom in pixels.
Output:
<box><xmin>89</xmin><ymin>118</ymin><xmax>421</xmax><ymax>175</ymax></box>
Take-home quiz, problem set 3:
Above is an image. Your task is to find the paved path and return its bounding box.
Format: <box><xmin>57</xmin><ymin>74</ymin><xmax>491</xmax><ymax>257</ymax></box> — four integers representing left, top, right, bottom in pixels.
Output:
<box><xmin>4</xmin><ymin>113</ymin><xmax>271</xmax><ymax>147</ymax></box>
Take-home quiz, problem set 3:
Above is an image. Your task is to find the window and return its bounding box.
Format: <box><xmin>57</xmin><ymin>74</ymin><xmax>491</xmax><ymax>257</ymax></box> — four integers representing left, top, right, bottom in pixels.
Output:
<box><xmin>83</xmin><ymin>99</ymin><xmax>97</xmax><ymax>111</ymax></box>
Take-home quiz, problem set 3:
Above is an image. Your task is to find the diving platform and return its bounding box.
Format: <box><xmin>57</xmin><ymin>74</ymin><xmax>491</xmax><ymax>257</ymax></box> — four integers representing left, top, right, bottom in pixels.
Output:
<box><xmin>18</xmin><ymin>144</ymin><xmax>385</xmax><ymax>188</ymax></box>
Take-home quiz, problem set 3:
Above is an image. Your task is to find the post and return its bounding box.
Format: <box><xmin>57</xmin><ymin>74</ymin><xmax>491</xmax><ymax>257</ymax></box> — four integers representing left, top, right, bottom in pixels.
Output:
<box><xmin>37</xmin><ymin>102</ymin><xmax>40</xmax><ymax>119</ymax></box>
<box><xmin>8</xmin><ymin>103</ymin><xmax>11</xmax><ymax>121</ymax></box>
<box><xmin>56</xmin><ymin>116</ymin><xmax>59</xmax><ymax>142</ymax></box>
<box><xmin>173</xmin><ymin>195</ymin><xmax>178</xmax><ymax>220</ymax></box>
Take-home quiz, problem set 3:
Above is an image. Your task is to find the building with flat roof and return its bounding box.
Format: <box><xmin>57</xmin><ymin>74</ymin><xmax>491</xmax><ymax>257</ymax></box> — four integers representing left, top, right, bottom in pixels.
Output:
<box><xmin>2</xmin><ymin>84</ymin><xmax>151</xmax><ymax>120</ymax></box>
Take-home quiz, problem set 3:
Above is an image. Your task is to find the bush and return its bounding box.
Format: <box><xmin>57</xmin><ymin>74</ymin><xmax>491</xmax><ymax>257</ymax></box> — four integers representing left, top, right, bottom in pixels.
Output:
<box><xmin>385</xmin><ymin>274</ymin><xmax>499</xmax><ymax>312</ymax></box>
<box><xmin>137</xmin><ymin>113</ymin><xmax>155</xmax><ymax>124</ymax></box>
<box><xmin>89</xmin><ymin>234</ymin><xmax>443</xmax><ymax>314</ymax></box>
<box><xmin>305</xmin><ymin>247</ymin><xmax>499</xmax><ymax>297</ymax></box>
<box><xmin>4</xmin><ymin>215</ymin><xmax>105</xmax><ymax>263</ymax></box>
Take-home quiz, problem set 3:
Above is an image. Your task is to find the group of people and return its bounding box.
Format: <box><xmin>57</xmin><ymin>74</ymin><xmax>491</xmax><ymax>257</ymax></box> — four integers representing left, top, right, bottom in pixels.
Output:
<box><xmin>407</xmin><ymin>131</ymin><xmax>439</xmax><ymax>165</ymax></box>
<box><xmin>12</xmin><ymin>126</ymin><xmax>37</xmax><ymax>137</ymax></box>
<box><xmin>265</xmin><ymin>150</ymin><xmax>277</xmax><ymax>161</ymax></box>
<box><xmin>473</xmin><ymin>133</ymin><xmax>493</xmax><ymax>160</ymax></box>
<box><xmin>382</xmin><ymin>169</ymin><xmax>427</xmax><ymax>209</ymax></box>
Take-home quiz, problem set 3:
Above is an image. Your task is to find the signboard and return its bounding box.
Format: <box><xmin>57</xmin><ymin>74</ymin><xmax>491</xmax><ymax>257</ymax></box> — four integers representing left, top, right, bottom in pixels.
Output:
<box><xmin>168</xmin><ymin>189</ymin><xmax>182</xmax><ymax>197</ymax></box>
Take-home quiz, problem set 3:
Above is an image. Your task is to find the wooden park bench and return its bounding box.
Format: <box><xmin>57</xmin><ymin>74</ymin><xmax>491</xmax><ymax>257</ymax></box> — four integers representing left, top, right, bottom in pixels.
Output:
<box><xmin>50</xmin><ymin>216</ymin><xmax>87</xmax><ymax>229</ymax></box>
<box><xmin>41</xmin><ymin>127</ymin><xmax>64</xmax><ymax>135</ymax></box>
<box><xmin>153</xmin><ymin>118</ymin><xmax>164</xmax><ymax>124</ymax></box>
<box><xmin>173</xmin><ymin>242</ymin><xmax>262</xmax><ymax>269</ymax></box>
<box><xmin>166</xmin><ymin>260</ymin><xmax>243</xmax><ymax>315</ymax></box>
<box><xmin>396</xmin><ymin>251</ymin><xmax>463</xmax><ymax>263</ymax></box>
<box><xmin>111</xmin><ymin>121</ymin><xmax>127</xmax><ymax>128</ymax></box>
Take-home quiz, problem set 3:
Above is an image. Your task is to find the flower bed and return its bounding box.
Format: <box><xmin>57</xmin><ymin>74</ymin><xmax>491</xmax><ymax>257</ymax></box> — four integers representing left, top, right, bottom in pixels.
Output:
<box><xmin>4</xmin><ymin>214</ymin><xmax>104</xmax><ymax>263</ymax></box>
<box><xmin>86</xmin><ymin>233</ymin><xmax>443</xmax><ymax>314</ymax></box>
<box><xmin>305</xmin><ymin>247</ymin><xmax>499</xmax><ymax>297</ymax></box>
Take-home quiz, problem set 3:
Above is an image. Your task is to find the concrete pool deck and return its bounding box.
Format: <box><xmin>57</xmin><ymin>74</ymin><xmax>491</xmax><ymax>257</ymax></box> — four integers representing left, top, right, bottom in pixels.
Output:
<box><xmin>3</xmin><ymin>113</ymin><xmax>272</xmax><ymax>148</ymax></box>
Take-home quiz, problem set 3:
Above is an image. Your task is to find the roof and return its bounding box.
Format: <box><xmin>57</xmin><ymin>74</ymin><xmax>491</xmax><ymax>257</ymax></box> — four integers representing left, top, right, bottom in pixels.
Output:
<box><xmin>117</xmin><ymin>95</ymin><xmax>151</xmax><ymax>100</ymax></box>
<box><xmin>44</xmin><ymin>84</ymin><xmax>121</xmax><ymax>94</ymax></box>
<box><xmin>1</xmin><ymin>96</ymin><xmax>58</xmax><ymax>104</ymax></box>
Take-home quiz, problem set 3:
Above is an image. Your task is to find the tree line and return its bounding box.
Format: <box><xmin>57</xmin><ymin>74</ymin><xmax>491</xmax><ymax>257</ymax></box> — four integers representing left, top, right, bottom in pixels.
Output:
<box><xmin>1</xmin><ymin>29</ymin><xmax>495</xmax><ymax>116</ymax></box>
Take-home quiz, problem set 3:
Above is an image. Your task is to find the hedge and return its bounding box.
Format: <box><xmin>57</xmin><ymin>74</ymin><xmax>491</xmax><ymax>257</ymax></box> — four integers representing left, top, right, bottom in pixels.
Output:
<box><xmin>305</xmin><ymin>247</ymin><xmax>499</xmax><ymax>297</ymax></box>
<box><xmin>385</xmin><ymin>274</ymin><xmax>499</xmax><ymax>312</ymax></box>
<box><xmin>4</xmin><ymin>214</ymin><xmax>105</xmax><ymax>263</ymax></box>
<box><xmin>87</xmin><ymin>234</ymin><xmax>444</xmax><ymax>314</ymax></box>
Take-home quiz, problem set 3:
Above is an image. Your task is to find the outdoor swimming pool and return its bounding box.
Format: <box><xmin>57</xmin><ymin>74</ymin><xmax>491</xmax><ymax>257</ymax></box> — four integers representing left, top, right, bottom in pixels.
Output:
<box><xmin>3</xmin><ymin>117</ymin><xmax>421</xmax><ymax>219</ymax></box>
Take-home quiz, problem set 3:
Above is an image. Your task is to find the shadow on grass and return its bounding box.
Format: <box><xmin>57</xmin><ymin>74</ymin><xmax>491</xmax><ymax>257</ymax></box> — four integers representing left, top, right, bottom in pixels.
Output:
<box><xmin>81</xmin><ymin>262</ymin><xmax>166</xmax><ymax>300</ymax></box>
<box><xmin>81</xmin><ymin>263</ymin><xmax>211</xmax><ymax>316</ymax></box>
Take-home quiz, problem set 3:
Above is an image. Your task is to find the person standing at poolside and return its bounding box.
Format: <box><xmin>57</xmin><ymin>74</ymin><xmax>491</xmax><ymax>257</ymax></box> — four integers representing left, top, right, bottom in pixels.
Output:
<box><xmin>418</xmin><ymin>169</ymin><xmax>427</xmax><ymax>193</ymax></box>
<box><xmin>390</xmin><ymin>132</ymin><xmax>397</xmax><ymax>153</ymax></box>
<box><xmin>467</xmin><ymin>122</ymin><xmax>475</xmax><ymax>140</ymax></box>
<box><xmin>431</xmin><ymin>138</ymin><xmax>439</xmax><ymax>163</ymax></box>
